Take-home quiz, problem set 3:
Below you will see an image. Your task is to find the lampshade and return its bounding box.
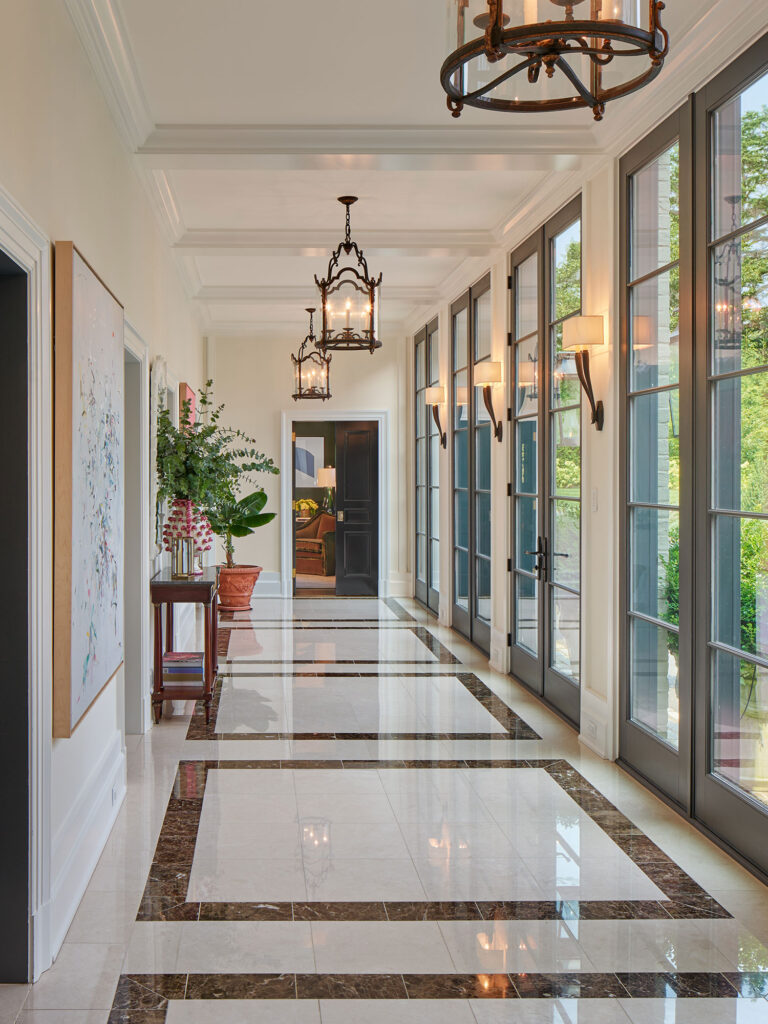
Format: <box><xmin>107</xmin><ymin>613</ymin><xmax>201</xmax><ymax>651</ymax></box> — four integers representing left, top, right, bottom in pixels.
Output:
<box><xmin>456</xmin><ymin>386</ymin><xmax>469</xmax><ymax>406</ymax></box>
<box><xmin>632</xmin><ymin>315</ymin><xmax>652</xmax><ymax>350</ymax></box>
<box><xmin>425</xmin><ymin>385</ymin><xmax>445</xmax><ymax>406</ymax></box>
<box><xmin>517</xmin><ymin>357</ymin><xmax>537</xmax><ymax>387</ymax></box>
<box><xmin>562</xmin><ymin>316</ymin><xmax>605</xmax><ymax>351</ymax></box>
<box><xmin>474</xmin><ymin>361</ymin><xmax>503</xmax><ymax>386</ymax></box>
<box><xmin>317</xmin><ymin>467</ymin><xmax>336</xmax><ymax>488</ymax></box>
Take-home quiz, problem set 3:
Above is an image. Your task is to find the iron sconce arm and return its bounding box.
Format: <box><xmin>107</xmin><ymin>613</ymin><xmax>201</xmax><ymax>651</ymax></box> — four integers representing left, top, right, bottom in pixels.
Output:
<box><xmin>432</xmin><ymin>404</ymin><xmax>447</xmax><ymax>449</ymax></box>
<box><xmin>574</xmin><ymin>348</ymin><xmax>604</xmax><ymax>431</ymax></box>
<box><xmin>482</xmin><ymin>385</ymin><xmax>503</xmax><ymax>443</ymax></box>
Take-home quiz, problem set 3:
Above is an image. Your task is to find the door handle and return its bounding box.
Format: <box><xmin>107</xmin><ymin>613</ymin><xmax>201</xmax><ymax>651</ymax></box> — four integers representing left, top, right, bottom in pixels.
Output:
<box><xmin>337</xmin><ymin>510</ymin><xmax>344</xmax><ymax>523</ymax></box>
<box><xmin>525</xmin><ymin>536</ymin><xmax>548</xmax><ymax>582</ymax></box>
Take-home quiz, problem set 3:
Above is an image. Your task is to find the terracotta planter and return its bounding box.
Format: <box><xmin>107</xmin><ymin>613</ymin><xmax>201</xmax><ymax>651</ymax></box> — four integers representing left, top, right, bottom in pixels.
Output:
<box><xmin>218</xmin><ymin>565</ymin><xmax>262</xmax><ymax>611</ymax></box>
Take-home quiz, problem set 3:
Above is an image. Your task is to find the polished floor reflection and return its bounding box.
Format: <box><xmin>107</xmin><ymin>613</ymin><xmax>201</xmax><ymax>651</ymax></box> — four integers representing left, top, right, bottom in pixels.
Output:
<box><xmin>7</xmin><ymin>596</ymin><xmax>768</xmax><ymax>1023</ymax></box>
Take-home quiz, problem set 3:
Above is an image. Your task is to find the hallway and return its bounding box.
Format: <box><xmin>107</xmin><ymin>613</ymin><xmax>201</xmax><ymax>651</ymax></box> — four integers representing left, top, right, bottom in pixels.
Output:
<box><xmin>4</xmin><ymin>597</ymin><xmax>768</xmax><ymax>1022</ymax></box>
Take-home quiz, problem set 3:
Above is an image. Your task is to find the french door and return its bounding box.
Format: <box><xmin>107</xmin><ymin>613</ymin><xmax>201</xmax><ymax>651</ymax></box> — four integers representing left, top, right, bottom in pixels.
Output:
<box><xmin>451</xmin><ymin>274</ymin><xmax>492</xmax><ymax>653</ymax></box>
<box><xmin>415</xmin><ymin>318</ymin><xmax>440</xmax><ymax>614</ymax></box>
<box><xmin>510</xmin><ymin>198</ymin><xmax>583</xmax><ymax>726</ymax></box>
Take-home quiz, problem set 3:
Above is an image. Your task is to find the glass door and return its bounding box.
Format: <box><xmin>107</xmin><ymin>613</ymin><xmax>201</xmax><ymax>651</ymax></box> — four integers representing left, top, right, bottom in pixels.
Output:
<box><xmin>619</xmin><ymin>108</ymin><xmax>693</xmax><ymax>807</ymax></box>
<box><xmin>452</xmin><ymin>276</ymin><xmax>492</xmax><ymax>653</ymax></box>
<box><xmin>694</xmin><ymin>63</ymin><xmax>768</xmax><ymax>871</ymax></box>
<box><xmin>510</xmin><ymin>199</ymin><xmax>582</xmax><ymax>725</ymax></box>
<box><xmin>415</xmin><ymin>318</ymin><xmax>440</xmax><ymax>614</ymax></box>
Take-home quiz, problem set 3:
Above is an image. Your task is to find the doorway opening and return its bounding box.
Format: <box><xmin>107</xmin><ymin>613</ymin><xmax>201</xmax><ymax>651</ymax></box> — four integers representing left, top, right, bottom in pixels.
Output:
<box><xmin>292</xmin><ymin>420</ymin><xmax>379</xmax><ymax>597</ymax></box>
<box><xmin>0</xmin><ymin>247</ymin><xmax>30</xmax><ymax>981</ymax></box>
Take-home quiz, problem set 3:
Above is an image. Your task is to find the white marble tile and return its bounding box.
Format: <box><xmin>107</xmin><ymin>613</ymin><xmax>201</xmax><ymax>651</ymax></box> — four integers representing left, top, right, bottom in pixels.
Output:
<box><xmin>440</xmin><ymin>919</ymin><xmax>592</xmax><ymax>974</ymax></box>
<box><xmin>64</xmin><ymin>890</ymin><xmax>141</xmax><ymax>944</ymax></box>
<box><xmin>320</xmin><ymin>1001</ymin><xmax>476</xmax><ymax>1023</ymax></box>
<box><xmin>294</xmin><ymin>769</ymin><xmax>385</xmax><ymax>795</ymax></box>
<box><xmin>398</xmin><ymin>821</ymin><xmax>514</xmax><ymax>862</ymax></box>
<box><xmin>122</xmin><ymin>921</ymin><xmax>186</xmax><ymax>974</ymax></box>
<box><xmin>227</xmin><ymin>627</ymin><xmax>435</xmax><ymax>663</ymax></box>
<box><xmin>471</xmin><ymin>1001</ymin><xmax>632</xmax><ymax>1024</ymax></box>
<box><xmin>413</xmin><ymin>856</ymin><xmax>545</xmax><ymax>901</ymax></box>
<box><xmin>17</xmin><ymin>1012</ymin><xmax>110</xmax><ymax>1024</ymax></box>
<box><xmin>311</xmin><ymin>921</ymin><xmax>454</xmax><ymax>972</ymax></box>
<box><xmin>296</xmin><ymin>793</ymin><xmax>398</xmax><ymax>825</ymax></box>
<box><xmin>303</xmin><ymin>857</ymin><xmax>427</xmax><ymax>901</ymax></box>
<box><xmin>175</xmin><ymin>921</ymin><xmax>315</xmax><ymax>973</ymax></box>
<box><xmin>167</xmin><ymin>1000</ymin><xmax>321</xmax><ymax>1023</ymax></box>
<box><xmin>194</xmin><ymin>822</ymin><xmax>303</xmax><ymax>860</ymax></box>
<box><xmin>0</xmin><ymin>984</ymin><xmax>29</xmax><ymax>1024</ymax></box>
<box><xmin>304</xmin><ymin>821</ymin><xmax>410</xmax><ymax>859</ymax></box>
<box><xmin>198</xmin><ymin>793</ymin><xmax>300</xmax><ymax>827</ymax></box>
<box><xmin>22</xmin><ymin>943</ymin><xmax>125</xmax><ymax>1011</ymax></box>
<box><xmin>617</xmin><ymin>1000</ymin><xmax>768</xmax><ymax>1024</ymax></box>
<box><xmin>188</xmin><ymin>856</ymin><xmax>308</xmax><ymax>901</ymax></box>
<box><xmin>576</xmin><ymin>919</ymin><xmax>742</xmax><ymax>972</ymax></box>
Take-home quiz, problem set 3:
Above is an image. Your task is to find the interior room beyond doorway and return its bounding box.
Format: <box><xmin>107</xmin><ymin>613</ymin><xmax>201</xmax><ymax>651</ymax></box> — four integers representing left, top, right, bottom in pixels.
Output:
<box><xmin>293</xmin><ymin>421</ymin><xmax>337</xmax><ymax>595</ymax></box>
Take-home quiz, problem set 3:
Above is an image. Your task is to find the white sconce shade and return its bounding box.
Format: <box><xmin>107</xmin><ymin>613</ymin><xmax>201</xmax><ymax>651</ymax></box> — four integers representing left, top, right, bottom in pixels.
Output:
<box><xmin>317</xmin><ymin>467</ymin><xmax>336</xmax><ymax>488</ymax></box>
<box><xmin>425</xmin><ymin>385</ymin><xmax>446</xmax><ymax>406</ymax></box>
<box><xmin>517</xmin><ymin>359</ymin><xmax>536</xmax><ymax>387</ymax></box>
<box><xmin>562</xmin><ymin>315</ymin><xmax>605</xmax><ymax>351</ymax></box>
<box><xmin>474</xmin><ymin>361</ymin><xmax>503</xmax><ymax>386</ymax></box>
<box><xmin>456</xmin><ymin>386</ymin><xmax>469</xmax><ymax>406</ymax></box>
<box><xmin>632</xmin><ymin>315</ymin><xmax>652</xmax><ymax>350</ymax></box>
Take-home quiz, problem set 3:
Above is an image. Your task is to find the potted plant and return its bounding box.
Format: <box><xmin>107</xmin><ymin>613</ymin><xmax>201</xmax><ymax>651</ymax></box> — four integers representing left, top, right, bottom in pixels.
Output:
<box><xmin>207</xmin><ymin>490</ymin><xmax>276</xmax><ymax>609</ymax></box>
<box><xmin>156</xmin><ymin>382</ymin><xmax>278</xmax><ymax>596</ymax></box>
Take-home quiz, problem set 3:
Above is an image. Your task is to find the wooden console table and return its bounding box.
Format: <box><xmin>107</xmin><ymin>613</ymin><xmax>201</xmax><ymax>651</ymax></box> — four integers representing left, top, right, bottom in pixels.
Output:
<box><xmin>150</xmin><ymin>567</ymin><xmax>219</xmax><ymax>724</ymax></box>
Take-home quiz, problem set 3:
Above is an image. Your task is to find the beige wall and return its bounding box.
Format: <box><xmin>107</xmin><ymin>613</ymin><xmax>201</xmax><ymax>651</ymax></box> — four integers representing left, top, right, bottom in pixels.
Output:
<box><xmin>0</xmin><ymin>0</ymin><xmax>204</xmax><ymax>961</ymax></box>
<box><xmin>213</xmin><ymin>329</ymin><xmax>410</xmax><ymax>594</ymax></box>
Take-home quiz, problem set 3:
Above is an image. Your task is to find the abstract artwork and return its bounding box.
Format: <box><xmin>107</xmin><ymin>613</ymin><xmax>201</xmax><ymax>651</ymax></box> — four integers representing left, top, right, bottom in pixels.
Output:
<box><xmin>54</xmin><ymin>243</ymin><xmax>124</xmax><ymax>737</ymax></box>
<box><xmin>294</xmin><ymin>436</ymin><xmax>325</xmax><ymax>488</ymax></box>
<box><xmin>150</xmin><ymin>355</ymin><xmax>168</xmax><ymax>555</ymax></box>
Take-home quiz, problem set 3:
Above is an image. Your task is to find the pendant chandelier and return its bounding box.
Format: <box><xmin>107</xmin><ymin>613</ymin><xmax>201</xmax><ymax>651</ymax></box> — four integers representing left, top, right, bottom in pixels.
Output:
<box><xmin>291</xmin><ymin>308</ymin><xmax>332</xmax><ymax>401</ymax></box>
<box><xmin>442</xmin><ymin>1</ymin><xmax>669</xmax><ymax>122</ymax></box>
<box><xmin>315</xmin><ymin>196</ymin><xmax>382</xmax><ymax>353</ymax></box>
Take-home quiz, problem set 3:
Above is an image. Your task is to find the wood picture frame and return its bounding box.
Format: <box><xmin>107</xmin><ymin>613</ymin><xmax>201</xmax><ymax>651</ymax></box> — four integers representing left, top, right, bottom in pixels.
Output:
<box><xmin>54</xmin><ymin>242</ymin><xmax>125</xmax><ymax>738</ymax></box>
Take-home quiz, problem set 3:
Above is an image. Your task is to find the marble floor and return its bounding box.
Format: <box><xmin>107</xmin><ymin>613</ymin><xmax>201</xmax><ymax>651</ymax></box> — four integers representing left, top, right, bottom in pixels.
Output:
<box><xmin>5</xmin><ymin>596</ymin><xmax>768</xmax><ymax>1023</ymax></box>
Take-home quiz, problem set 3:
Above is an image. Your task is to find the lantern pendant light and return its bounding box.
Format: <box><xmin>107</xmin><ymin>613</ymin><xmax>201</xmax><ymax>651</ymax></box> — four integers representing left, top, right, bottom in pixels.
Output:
<box><xmin>291</xmin><ymin>308</ymin><xmax>332</xmax><ymax>401</ymax></box>
<box><xmin>442</xmin><ymin>0</ymin><xmax>669</xmax><ymax>123</ymax></box>
<box><xmin>315</xmin><ymin>196</ymin><xmax>382</xmax><ymax>354</ymax></box>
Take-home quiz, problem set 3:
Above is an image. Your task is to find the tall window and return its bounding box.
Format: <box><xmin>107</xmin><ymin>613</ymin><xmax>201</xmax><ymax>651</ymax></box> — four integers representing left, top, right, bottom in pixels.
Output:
<box><xmin>427</xmin><ymin>320</ymin><xmax>440</xmax><ymax>603</ymax></box>
<box><xmin>627</xmin><ymin>142</ymin><xmax>681</xmax><ymax>748</ymax></box>
<box><xmin>415</xmin><ymin>330</ymin><xmax>427</xmax><ymax>592</ymax></box>
<box><xmin>415</xmin><ymin>319</ymin><xmax>440</xmax><ymax>613</ymax></box>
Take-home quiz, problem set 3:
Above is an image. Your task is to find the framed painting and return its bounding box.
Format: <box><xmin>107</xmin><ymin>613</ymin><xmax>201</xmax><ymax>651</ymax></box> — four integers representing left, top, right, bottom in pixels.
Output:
<box><xmin>54</xmin><ymin>242</ymin><xmax>125</xmax><ymax>738</ymax></box>
<box><xmin>150</xmin><ymin>356</ymin><xmax>168</xmax><ymax>556</ymax></box>
<box><xmin>294</xmin><ymin>436</ymin><xmax>325</xmax><ymax>487</ymax></box>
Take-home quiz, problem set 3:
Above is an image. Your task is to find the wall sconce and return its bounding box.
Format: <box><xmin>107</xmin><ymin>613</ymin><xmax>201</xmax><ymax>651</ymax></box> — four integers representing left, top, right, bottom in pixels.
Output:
<box><xmin>425</xmin><ymin>385</ymin><xmax>447</xmax><ymax>448</ymax></box>
<box><xmin>474</xmin><ymin>361</ymin><xmax>503</xmax><ymax>442</ymax></box>
<box><xmin>562</xmin><ymin>316</ymin><xmax>605</xmax><ymax>431</ymax></box>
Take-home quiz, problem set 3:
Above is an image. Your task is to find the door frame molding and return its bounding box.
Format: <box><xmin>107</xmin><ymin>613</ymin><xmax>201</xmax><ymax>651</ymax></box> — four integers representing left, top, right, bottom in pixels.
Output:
<box><xmin>280</xmin><ymin>409</ymin><xmax>390</xmax><ymax>598</ymax></box>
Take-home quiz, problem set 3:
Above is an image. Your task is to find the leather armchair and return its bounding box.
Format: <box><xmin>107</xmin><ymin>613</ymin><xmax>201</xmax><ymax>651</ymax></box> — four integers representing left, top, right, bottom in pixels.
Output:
<box><xmin>295</xmin><ymin>511</ymin><xmax>336</xmax><ymax>576</ymax></box>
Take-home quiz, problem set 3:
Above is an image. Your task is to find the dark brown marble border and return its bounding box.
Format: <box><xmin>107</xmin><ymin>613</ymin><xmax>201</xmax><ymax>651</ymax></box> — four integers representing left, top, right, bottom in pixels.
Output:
<box><xmin>138</xmin><ymin>757</ymin><xmax>731</xmax><ymax>923</ymax></box>
<box><xmin>186</xmin><ymin>670</ymin><xmax>541</xmax><ymax>741</ymax></box>
<box><xmin>109</xmin><ymin>969</ymin><xmax>768</xmax><ymax>1017</ymax></box>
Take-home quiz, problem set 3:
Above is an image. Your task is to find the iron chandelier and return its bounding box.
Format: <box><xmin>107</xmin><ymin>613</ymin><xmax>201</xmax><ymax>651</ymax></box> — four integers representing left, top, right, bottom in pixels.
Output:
<box><xmin>442</xmin><ymin>1</ymin><xmax>669</xmax><ymax>122</ymax></box>
<box><xmin>291</xmin><ymin>308</ymin><xmax>332</xmax><ymax>401</ymax></box>
<box><xmin>315</xmin><ymin>196</ymin><xmax>382</xmax><ymax>353</ymax></box>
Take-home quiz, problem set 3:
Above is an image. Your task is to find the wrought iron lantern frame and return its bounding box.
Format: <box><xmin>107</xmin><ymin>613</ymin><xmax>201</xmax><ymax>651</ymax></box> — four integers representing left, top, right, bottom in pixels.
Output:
<box><xmin>441</xmin><ymin>0</ymin><xmax>669</xmax><ymax>122</ymax></box>
<box><xmin>315</xmin><ymin>196</ymin><xmax>383</xmax><ymax>353</ymax></box>
<box><xmin>291</xmin><ymin>307</ymin><xmax>332</xmax><ymax>401</ymax></box>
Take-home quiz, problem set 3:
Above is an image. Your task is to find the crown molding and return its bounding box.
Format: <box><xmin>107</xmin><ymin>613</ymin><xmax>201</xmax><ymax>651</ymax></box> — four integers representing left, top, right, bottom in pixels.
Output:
<box><xmin>194</xmin><ymin>284</ymin><xmax>440</xmax><ymax>305</ymax></box>
<box><xmin>64</xmin><ymin>0</ymin><xmax>153</xmax><ymax>151</ymax></box>
<box><xmin>174</xmin><ymin>228</ymin><xmax>496</xmax><ymax>257</ymax></box>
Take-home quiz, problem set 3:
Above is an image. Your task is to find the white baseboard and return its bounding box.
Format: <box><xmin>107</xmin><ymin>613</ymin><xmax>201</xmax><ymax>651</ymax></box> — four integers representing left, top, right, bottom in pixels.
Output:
<box><xmin>490</xmin><ymin>628</ymin><xmax>509</xmax><ymax>674</ymax></box>
<box><xmin>48</xmin><ymin>731</ymin><xmax>126</xmax><ymax>958</ymax></box>
<box><xmin>579</xmin><ymin>694</ymin><xmax>615</xmax><ymax>760</ymax></box>
<box><xmin>386</xmin><ymin>573</ymin><xmax>411</xmax><ymax>598</ymax></box>
<box><xmin>253</xmin><ymin>570</ymin><xmax>282</xmax><ymax>597</ymax></box>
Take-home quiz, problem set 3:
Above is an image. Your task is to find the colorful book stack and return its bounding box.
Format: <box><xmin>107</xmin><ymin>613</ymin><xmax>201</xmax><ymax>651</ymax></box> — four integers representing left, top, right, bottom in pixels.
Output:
<box><xmin>162</xmin><ymin>651</ymin><xmax>205</xmax><ymax>689</ymax></box>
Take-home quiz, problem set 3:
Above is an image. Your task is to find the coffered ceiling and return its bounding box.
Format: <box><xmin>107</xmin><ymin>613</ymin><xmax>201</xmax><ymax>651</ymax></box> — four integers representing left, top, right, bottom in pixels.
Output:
<box><xmin>66</xmin><ymin>0</ymin><xmax>763</xmax><ymax>337</ymax></box>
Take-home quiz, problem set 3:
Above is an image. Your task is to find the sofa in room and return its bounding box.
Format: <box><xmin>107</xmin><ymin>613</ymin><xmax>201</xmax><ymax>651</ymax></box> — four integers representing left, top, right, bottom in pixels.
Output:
<box><xmin>295</xmin><ymin>510</ymin><xmax>336</xmax><ymax>576</ymax></box>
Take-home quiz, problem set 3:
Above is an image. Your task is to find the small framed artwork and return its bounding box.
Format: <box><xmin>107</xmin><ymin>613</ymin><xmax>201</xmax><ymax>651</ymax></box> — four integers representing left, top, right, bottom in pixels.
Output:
<box><xmin>54</xmin><ymin>242</ymin><xmax>125</xmax><ymax>738</ymax></box>
<box><xmin>294</xmin><ymin>436</ymin><xmax>325</xmax><ymax>488</ymax></box>
<box><xmin>179</xmin><ymin>382</ymin><xmax>196</xmax><ymax>428</ymax></box>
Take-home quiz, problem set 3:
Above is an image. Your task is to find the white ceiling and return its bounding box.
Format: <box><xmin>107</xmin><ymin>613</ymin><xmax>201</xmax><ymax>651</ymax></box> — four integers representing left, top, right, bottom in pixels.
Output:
<box><xmin>67</xmin><ymin>0</ymin><xmax>759</xmax><ymax>336</ymax></box>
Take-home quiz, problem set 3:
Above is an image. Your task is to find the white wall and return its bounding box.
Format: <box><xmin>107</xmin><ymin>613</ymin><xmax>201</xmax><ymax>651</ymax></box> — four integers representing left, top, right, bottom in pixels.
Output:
<box><xmin>0</xmin><ymin>0</ymin><xmax>205</xmax><ymax>972</ymax></box>
<box><xmin>213</xmin><ymin>329</ymin><xmax>410</xmax><ymax>596</ymax></box>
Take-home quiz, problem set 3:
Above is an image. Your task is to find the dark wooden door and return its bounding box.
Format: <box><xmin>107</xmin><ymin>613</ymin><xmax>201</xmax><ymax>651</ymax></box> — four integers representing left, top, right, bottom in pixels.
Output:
<box><xmin>335</xmin><ymin>421</ymin><xmax>379</xmax><ymax>596</ymax></box>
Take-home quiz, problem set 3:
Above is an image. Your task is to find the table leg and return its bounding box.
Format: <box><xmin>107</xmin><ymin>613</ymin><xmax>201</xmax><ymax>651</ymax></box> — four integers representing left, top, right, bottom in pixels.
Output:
<box><xmin>153</xmin><ymin>603</ymin><xmax>163</xmax><ymax>723</ymax></box>
<box><xmin>212</xmin><ymin>592</ymin><xmax>219</xmax><ymax>676</ymax></box>
<box><xmin>165</xmin><ymin>603</ymin><xmax>174</xmax><ymax>652</ymax></box>
<box><xmin>203</xmin><ymin>602</ymin><xmax>212</xmax><ymax>725</ymax></box>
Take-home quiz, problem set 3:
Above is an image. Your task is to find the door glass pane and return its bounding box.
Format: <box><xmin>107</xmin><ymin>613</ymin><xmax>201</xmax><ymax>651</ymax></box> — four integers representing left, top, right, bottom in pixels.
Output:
<box><xmin>517</xmin><ymin>497</ymin><xmax>537</xmax><ymax>574</ymax></box>
<box><xmin>711</xmin><ymin>648</ymin><xmax>768</xmax><ymax>807</ymax></box>
<box><xmin>712</xmin><ymin>71</ymin><xmax>768</xmax><ymax>241</ymax></box>
<box><xmin>416</xmin><ymin>397</ymin><xmax>426</xmax><ymax>437</ymax></box>
<box><xmin>454</xmin><ymin>549</ymin><xmax>469</xmax><ymax>611</ymax></box>
<box><xmin>476</xmin><ymin>491</ymin><xmax>491</xmax><ymax>558</ymax></box>
<box><xmin>711</xmin><ymin>225</ymin><xmax>768</xmax><ymax>376</ymax></box>
<box><xmin>516</xmin><ymin>418</ymin><xmax>537</xmax><ymax>494</ymax></box>
<box><xmin>551</xmin><ymin>324</ymin><xmax>581</xmax><ymax>408</ymax></box>
<box><xmin>429</xmin><ymin>432</ymin><xmax>440</xmax><ymax>483</ymax></box>
<box><xmin>631</xmin><ymin>507</ymin><xmax>679</xmax><ymax>625</ymax></box>
<box><xmin>630</xmin><ymin>267</ymin><xmax>680</xmax><ymax>391</ymax></box>
<box><xmin>713</xmin><ymin>372</ymin><xmax>768</xmax><ymax>513</ymax></box>
<box><xmin>475</xmin><ymin>423</ymin><xmax>491</xmax><ymax>491</ymax></box>
<box><xmin>552</xmin><ymin>409</ymin><xmax>581</xmax><ymax>497</ymax></box>
<box><xmin>429</xmin><ymin>329</ymin><xmax>440</xmax><ymax>384</ymax></box>
<box><xmin>516</xmin><ymin>253</ymin><xmax>538</xmax><ymax>338</ymax></box>
<box><xmin>454</xmin><ymin>429</ymin><xmax>468</xmax><ymax>490</ymax></box>
<box><xmin>516</xmin><ymin>575</ymin><xmax>538</xmax><ymax>655</ymax></box>
<box><xmin>476</xmin><ymin>557</ymin><xmax>491</xmax><ymax>623</ymax></box>
<box><xmin>416</xmin><ymin>484</ymin><xmax>425</xmax><ymax>535</ymax></box>
<box><xmin>630</xmin><ymin>617</ymin><xmax>680</xmax><ymax>749</ymax></box>
<box><xmin>430</xmin><ymin>539</ymin><xmax>440</xmax><ymax>591</ymax></box>
<box><xmin>453</xmin><ymin>312</ymin><xmax>467</xmax><ymax>371</ymax></box>
<box><xmin>551</xmin><ymin>589</ymin><xmax>580</xmax><ymax>683</ymax></box>
<box><xmin>429</xmin><ymin>488</ymin><xmax>440</xmax><ymax>541</ymax></box>
<box><xmin>454</xmin><ymin>490</ymin><xmax>469</xmax><ymax>551</ymax></box>
<box><xmin>474</xmin><ymin>289</ymin><xmax>491</xmax><ymax>362</ymax></box>
<box><xmin>713</xmin><ymin>514</ymin><xmax>768</xmax><ymax>658</ymax></box>
<box><xmin>630</xmin><ymin>391</ymin><xmax>680</xmax><ymax>507</ymax></box>
<box><xmin>416</xmin><ymin>339</ymin><xmax>425</xmax><ymax>389</ymax></box>
<box><xmin>516</xmin><ymin>334</ymin><xmax>539</xmax><ymax>415</ymax></box>
<box><xmin>553</xmin><ymin>221</ymin><xmax>581</xmax><ymax>321</ymax></box>
<box><xmin>453</xmin><ymin>369</ymin><xmax>468</xmax><ymax>429</ymax></box>
<box><xmin>630</xmin><ymin>142</ymin><xmax>680</xmax><ymax>281</ymax></box>
<box><xmin>416</xmin><ymin>535</ymin><xmax>426</xmax><ymax>585</ymax></box>
<box><xmin>551</xmin><ymin>500</ymin><xmax>580</xmax><ymax>589</ymax></box>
